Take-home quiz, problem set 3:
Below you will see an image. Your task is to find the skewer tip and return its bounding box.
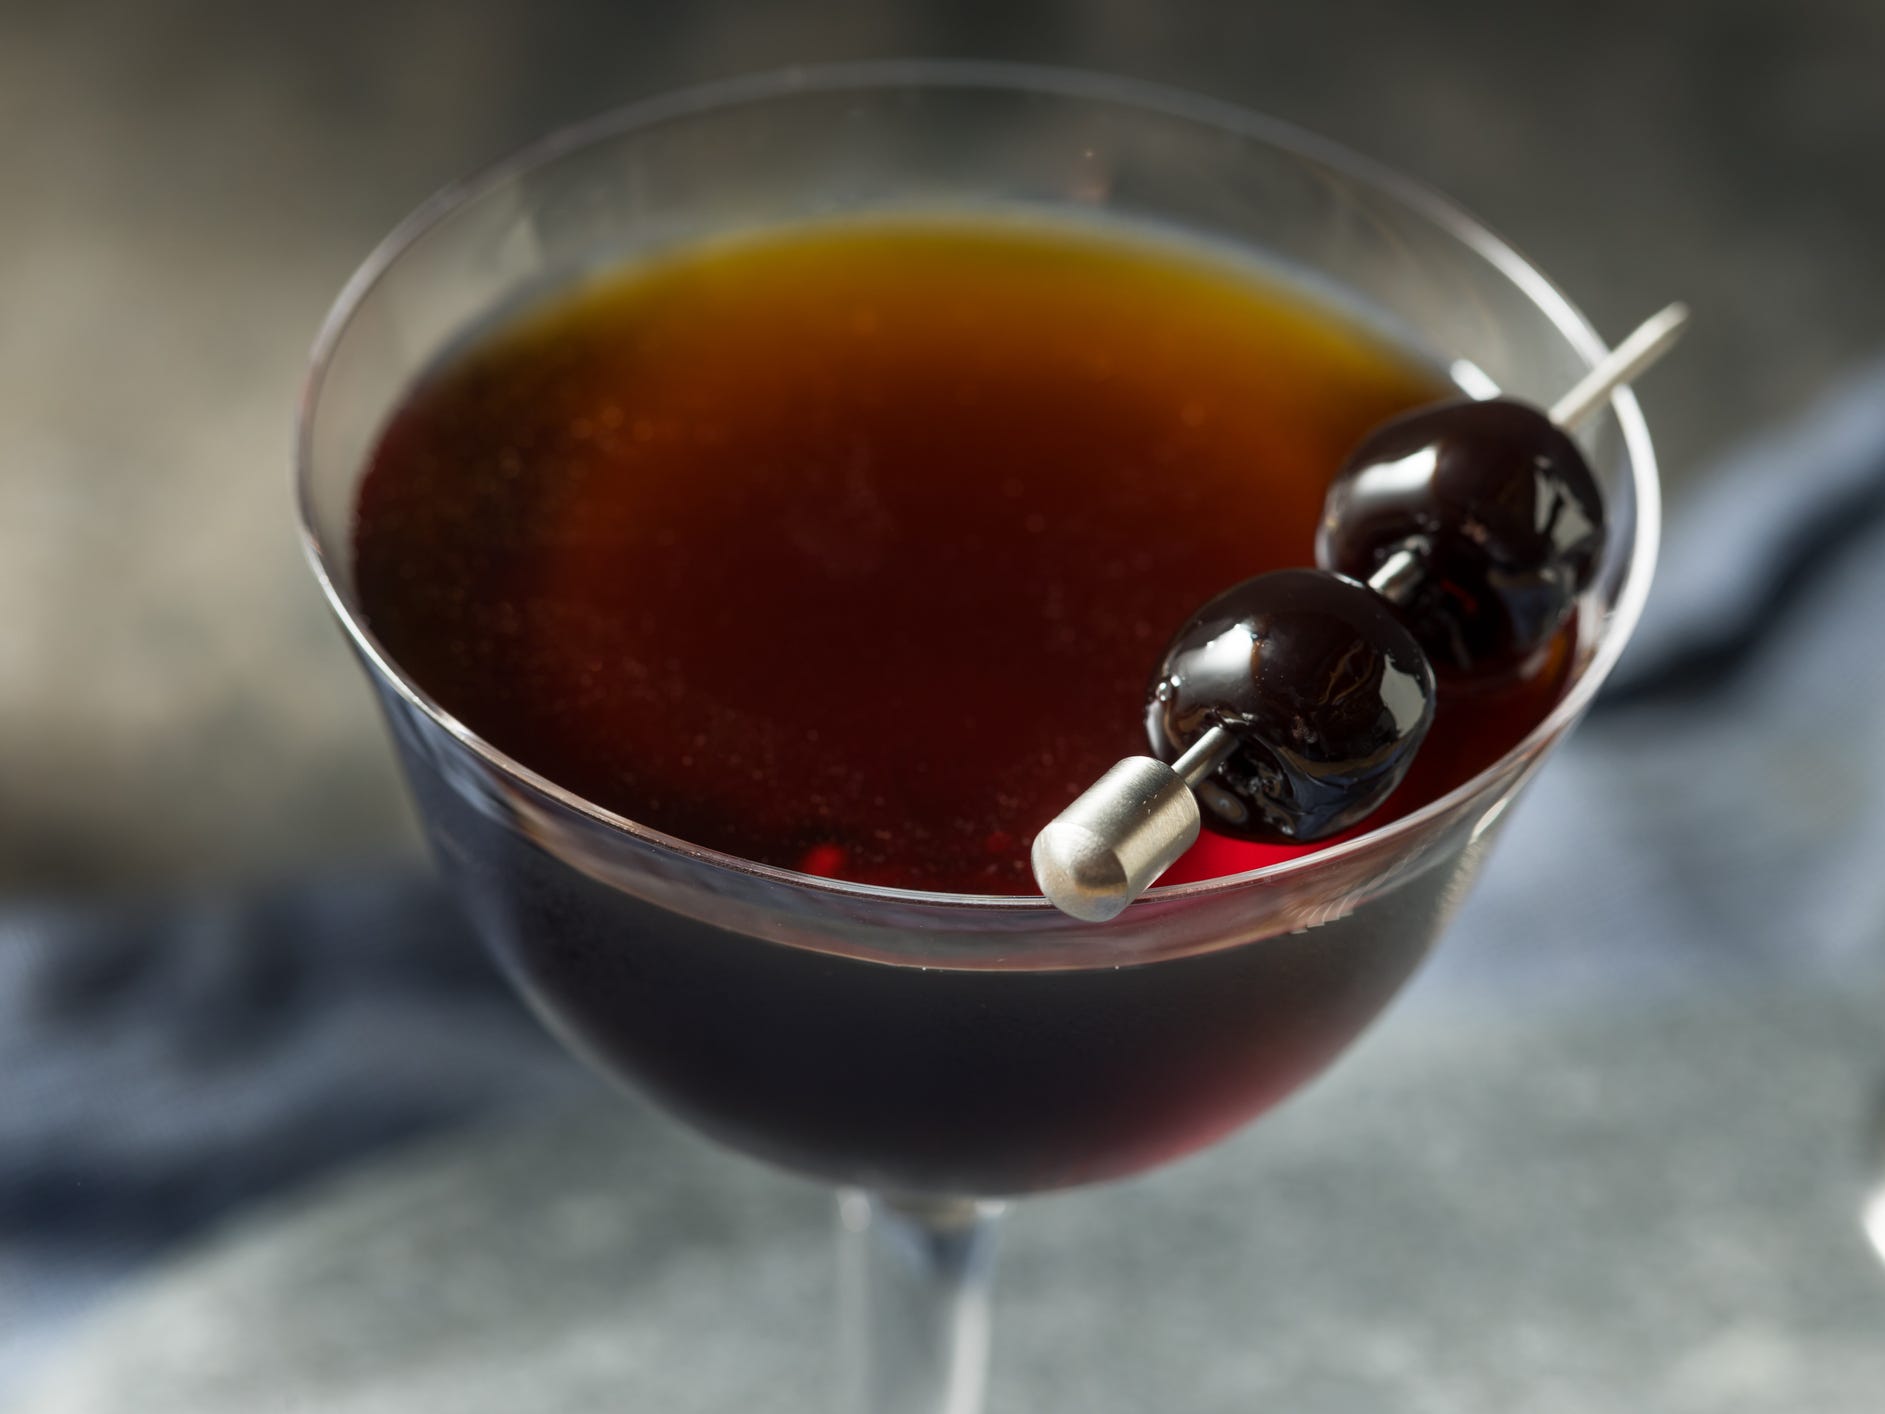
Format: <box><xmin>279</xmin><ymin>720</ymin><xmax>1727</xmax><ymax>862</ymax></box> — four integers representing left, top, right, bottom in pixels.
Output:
<box><xmin>1549</xmin><ymin>301</ymin><xmax>1691</xmax><ymax>429</ymax></box>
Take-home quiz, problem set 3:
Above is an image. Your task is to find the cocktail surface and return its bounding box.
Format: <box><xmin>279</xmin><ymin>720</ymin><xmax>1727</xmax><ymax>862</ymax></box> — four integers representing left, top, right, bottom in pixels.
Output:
<box><xmin>354</xmin><ymin>218</ymin><xmax>1570</xmax><ymax>893</ymax></box>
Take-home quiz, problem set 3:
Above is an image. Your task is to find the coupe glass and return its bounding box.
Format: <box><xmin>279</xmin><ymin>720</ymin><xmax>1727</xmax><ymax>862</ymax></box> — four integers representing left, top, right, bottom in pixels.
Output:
<box><xmin>297</xmin><ymin>63</ymin><xmax>1658</xmax><ymax>1413</ymax></box>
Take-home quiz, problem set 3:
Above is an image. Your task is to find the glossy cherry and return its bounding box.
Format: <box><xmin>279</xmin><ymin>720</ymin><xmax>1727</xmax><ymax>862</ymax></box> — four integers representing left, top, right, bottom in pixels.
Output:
<box><xmin>1145</xmin><ymin>568</ymin><xmax>1436</xmax><ymax>844</ymax></box>
<box><xmin>1317</xmin><ymin>397</ymin><xmax>1604</xmax><ymax>681</ymax></box>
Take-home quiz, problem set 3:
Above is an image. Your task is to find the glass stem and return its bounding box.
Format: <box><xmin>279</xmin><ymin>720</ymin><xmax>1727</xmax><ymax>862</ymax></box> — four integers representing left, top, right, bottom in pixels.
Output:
<box><xmin>836</xmin><ymin>1188</ymin><xmax>1007</xmax><ymax>1414</ymax></box>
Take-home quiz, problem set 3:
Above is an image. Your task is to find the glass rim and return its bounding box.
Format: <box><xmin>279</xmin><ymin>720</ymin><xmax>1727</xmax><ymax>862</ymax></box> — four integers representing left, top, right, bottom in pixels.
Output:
<box><xmin>296</xmin><ymin>58</ymin><xmax>1661</xmax><ymax>917</ymax></box>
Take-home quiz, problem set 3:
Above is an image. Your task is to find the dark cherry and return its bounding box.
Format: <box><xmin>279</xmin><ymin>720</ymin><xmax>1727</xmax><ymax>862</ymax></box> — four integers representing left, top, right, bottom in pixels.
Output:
<box><xmin>1316</xmin><ymin>397</ymin><xmax>1604</xmax><ymax>681</ymax></box>
<box><xmin>1145</xmin><ymin>568</ymin><xmax>1436</xmax><ymax>844</ymax></box>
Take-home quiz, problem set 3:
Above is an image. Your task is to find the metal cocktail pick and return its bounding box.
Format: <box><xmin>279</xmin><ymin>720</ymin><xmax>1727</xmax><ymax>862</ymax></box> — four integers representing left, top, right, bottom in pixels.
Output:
<box><xmin>1032</xmin><ymin>303</ymin><xmax>1690</xmax><ymax>922</ymax></box>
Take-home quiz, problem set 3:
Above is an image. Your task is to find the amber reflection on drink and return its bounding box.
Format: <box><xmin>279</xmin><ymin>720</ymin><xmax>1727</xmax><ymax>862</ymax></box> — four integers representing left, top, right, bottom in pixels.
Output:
<box><xmin>355</xmin><ymin>219</ymin><xmax>1569</xmax><ymax>894</ymax></box>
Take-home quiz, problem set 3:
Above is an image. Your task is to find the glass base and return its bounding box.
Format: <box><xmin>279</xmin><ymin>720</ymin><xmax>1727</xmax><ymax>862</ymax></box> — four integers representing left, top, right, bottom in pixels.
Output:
<box><xmin>18</xmin><ymin>984</ymin><xmax>1885</xmax><ymax>1412</ymax></box>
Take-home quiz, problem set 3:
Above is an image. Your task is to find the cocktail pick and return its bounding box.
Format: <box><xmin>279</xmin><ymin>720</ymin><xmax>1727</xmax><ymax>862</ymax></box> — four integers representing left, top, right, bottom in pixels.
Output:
<box><xmin>1033</xmin><ymin>304</ymin><xmax>1689</xmax><ymax>922</ymax></box>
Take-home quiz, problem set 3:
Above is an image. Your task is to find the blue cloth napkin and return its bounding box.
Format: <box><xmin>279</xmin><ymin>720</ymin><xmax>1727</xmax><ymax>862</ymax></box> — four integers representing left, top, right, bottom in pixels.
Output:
<box><xmin>0</xmin><ymin>879</ymin><xmax>596</xmax><ymax>1385</ymax></box>
<box><xmin>6</xmin><ymin>364</ymin><xmax>1885</xmax><ymax>1386</ymax></box>
<box><xmin>1421</xmin><ymin>361</ymin><xmax>1885</xmax><ymax>1014</ymax></box>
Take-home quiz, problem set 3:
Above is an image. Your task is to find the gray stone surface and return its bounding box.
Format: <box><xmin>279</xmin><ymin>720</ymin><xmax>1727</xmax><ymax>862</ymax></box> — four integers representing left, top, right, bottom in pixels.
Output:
<box><xmin>2</xmin><ymin>0</ymin><xmax>1883</xmax><ymax>891</ymax></box>
<box><xmin>16</xmin><ymin>973</ymin><xmax>1885</xmax><ymax>1412</ymax></box>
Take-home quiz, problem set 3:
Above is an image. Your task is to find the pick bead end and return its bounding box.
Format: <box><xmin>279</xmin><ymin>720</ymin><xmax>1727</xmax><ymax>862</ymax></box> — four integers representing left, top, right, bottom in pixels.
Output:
<box><xmin>1032</xmin><ymin>757</ymin><xmax>1202</xmax><ymax>920</ymax></box>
